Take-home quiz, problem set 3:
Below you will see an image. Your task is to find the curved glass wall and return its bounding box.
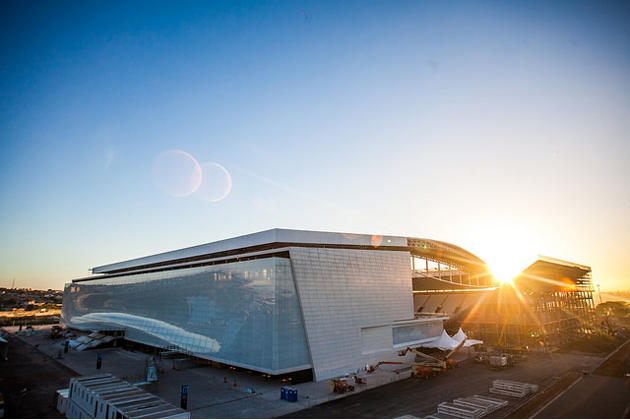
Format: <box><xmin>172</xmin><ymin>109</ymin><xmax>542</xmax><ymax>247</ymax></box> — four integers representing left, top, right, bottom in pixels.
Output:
<box><xmin>62</xmin><ymin>257</ymin><xmax>311</xmax><ymax>374</ymax></box>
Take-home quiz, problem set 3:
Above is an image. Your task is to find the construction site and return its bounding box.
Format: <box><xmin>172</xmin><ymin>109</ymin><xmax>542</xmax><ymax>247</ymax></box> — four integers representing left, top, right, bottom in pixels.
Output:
<box><xmin>1</xmin><ymin>323</ymin><xmax>628</xmax><ymax>419</ymax></box>
<box><xmin>2</xmin><ymin>229</ymin><xmax>627</xmax><ymax>418</ymax></box>
<box><xmin>414</xmin><ymin>256</ymin><xmax>598</xmax><ymax>353</ymax></box>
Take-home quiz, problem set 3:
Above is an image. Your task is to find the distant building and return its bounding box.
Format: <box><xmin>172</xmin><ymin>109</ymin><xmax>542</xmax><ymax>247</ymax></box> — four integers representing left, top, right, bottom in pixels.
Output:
<box><xmin>62</xmin><ymin>229</ymin><xmax>492</xmax><ymax>381</ymax></box>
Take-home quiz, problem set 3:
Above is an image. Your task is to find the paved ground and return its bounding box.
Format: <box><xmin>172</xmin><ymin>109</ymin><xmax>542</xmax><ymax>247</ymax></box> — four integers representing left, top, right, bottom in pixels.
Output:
<box><xmin>0</xmin><ymin>333</ymin><xmax>75</xmax><ymax>418</ymax></box>
<box><xmin>1</xmin><ymin>325</ymin><xmax>626</xmax><ymax>419</ymax></box>
<box><xmin>282</xmin><ymin>349</ymin><xmax>606</xmax><ymax>419</ymax></box>
<box><xmin>531</xmin><ymin>339</ymin><xmax>630</xmax><ymax>419</ymax></box>
<box><xmin>1</xmin><ymin>325</ymin><xmax>418</xmax><ymax>419</ymax></box>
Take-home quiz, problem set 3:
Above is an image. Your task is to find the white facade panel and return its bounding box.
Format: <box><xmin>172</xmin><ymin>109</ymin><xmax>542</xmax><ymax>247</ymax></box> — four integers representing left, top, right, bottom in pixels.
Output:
<box><xmin>360</xmin><ymin>326</ymin><xmax>392</xmax><ymax>354</ymax></box>
<box><xmin>289</xmin><ymin>247</ymin><xmax>415</xmax><ymax>380</ymax></box>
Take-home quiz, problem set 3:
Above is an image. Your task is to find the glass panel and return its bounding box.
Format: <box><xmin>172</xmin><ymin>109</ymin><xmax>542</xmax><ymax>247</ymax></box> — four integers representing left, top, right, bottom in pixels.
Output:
<box><xmin>62</xmin><ymin>257</ymin><xmax>311</xmax><ymax>373</ymax></box>
<box><xmin>393</xmin><ymin>321</ymin><xmax>443</xmax><ymax>345</ymax></box>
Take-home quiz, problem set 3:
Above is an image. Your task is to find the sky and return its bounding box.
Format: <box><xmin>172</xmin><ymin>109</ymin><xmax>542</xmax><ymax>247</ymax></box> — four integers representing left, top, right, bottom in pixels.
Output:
<box><xmin>1</xmin><ymin>0</ymin><xmax>629</xmax><ymax>291</ymax></box>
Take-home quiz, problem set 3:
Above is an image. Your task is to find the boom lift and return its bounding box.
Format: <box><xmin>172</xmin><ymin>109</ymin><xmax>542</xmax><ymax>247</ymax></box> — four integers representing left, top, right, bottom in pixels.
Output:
<box><xmin>368</xmin><ymin>360</ymin><xmax>435</xmax><ymax>379</ymax></box>
<box><xmin>399</xmin><ymin>338</ymin><xmax>466</xmax><ymax>370</ymax></box>
<box><xmin>369</xmin><ymin>339</ymin><xmax>466</xmax><ymax>380</ymax></box>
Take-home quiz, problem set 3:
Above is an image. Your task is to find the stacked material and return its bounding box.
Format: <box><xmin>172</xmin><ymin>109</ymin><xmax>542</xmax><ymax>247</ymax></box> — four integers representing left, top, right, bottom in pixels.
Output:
<box><xmin>437</xmin><ymin>402</ymin><xmax>485</xmax><ymax>418</ymax></box>
<box><xmin>453</xmin><ymin>395</ymin><xmax>508</xmax><ymax>415</ymax></box>
<box><xmin>489</xmin><ymin>379</ymin><xmax>539</xmax><ymax>397</ymax></box>
<box><xmin>470</xmin><ymin>395</ymin><xmax>509</xmax><ymax>410</ymax></box>
<box><xmin>427</xmin><ymin>394</ymin><xmax>508</xmax><ymax>419</ymax></box>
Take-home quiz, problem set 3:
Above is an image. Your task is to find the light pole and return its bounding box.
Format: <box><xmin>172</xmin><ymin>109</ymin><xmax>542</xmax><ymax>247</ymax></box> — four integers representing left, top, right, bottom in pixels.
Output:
<box><xmin>597</xmin><ymin>284</ymin><xmax>603</xmax><ymax>304</ymax></box>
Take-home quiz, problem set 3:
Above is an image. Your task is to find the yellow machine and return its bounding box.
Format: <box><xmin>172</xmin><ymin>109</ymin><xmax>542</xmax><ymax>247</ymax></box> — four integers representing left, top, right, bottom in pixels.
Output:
<box><xmin>494</xmin><ymin>315</ymin><xmax>529</xmax><ymax>353</ymax></box>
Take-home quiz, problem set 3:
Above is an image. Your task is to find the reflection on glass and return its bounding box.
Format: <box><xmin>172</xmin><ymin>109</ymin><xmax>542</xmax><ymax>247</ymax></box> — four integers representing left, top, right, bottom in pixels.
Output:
<box><xmin>62</xmin><ymin>257</ymin><xmax>311</xmax><ymax>373</ymax></box>
<box><xmin>71</xmin><ymin>312</ymin><xmax>221</xmax><ymax>354</ymax></box>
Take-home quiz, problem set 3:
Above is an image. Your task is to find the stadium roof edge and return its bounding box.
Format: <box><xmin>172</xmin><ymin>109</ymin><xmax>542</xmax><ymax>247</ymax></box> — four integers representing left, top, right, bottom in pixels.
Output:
<box><xmin>89</xmin><ymin>228</ymin><xmax>489</xmax><ymax>277</ymax></box>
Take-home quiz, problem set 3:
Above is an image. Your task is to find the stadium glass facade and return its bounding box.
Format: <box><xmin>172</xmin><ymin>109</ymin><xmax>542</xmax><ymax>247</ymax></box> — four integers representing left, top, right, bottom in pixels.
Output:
<box><xmin>63</xmin><ymin>256</ymin><xmax>311</xmax><ymax>374</ymax></box>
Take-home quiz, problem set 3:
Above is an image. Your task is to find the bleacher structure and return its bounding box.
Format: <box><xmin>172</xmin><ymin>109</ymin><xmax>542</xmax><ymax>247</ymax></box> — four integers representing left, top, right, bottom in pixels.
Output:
<box><xmin>462</xmin><ymin>256</ymin><xmax>596</xmax><ymax>349</ymax></box>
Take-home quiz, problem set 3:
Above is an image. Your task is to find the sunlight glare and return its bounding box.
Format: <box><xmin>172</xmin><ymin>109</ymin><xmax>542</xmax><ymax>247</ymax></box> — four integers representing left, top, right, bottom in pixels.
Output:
<box><xmin>465</xmin><ymin>218</ymin><xmax>539</xmax><ymax>286</ymax></box>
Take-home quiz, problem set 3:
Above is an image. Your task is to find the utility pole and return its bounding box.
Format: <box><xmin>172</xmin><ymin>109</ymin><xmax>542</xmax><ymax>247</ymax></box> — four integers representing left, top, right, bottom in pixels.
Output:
<box><xmin>11</xmin><ymin>278</ymin><xmax>15</xmax><ymax>289</ymax></box>
<box><xmin>597</xmin><ymin>284</ymin><xmax>603</xmax><ymax>304</ymax></box>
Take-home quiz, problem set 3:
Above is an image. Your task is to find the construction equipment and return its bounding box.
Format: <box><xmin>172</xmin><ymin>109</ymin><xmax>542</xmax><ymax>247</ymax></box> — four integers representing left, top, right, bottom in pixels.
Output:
<box><xmin>50</xmin><ymin>325</ymin><xmax>63</xmax><ymax>339</ymax></box>
<box><xmin>370</xmin><ymin>339</ymin><xmax>465</xmax><ymax>380</ymax></box>
<box><xmin>399</xmin><ymin>338</ymin><xmax>466</xmax><ymax>371</ymax></box>
<box><xmin>367</xmin><ymin>361</ymin><xmax>412</xmax><ymax>375</ymax></box>
<box><xmin>489</xmin><ymin>355</ymin><xmax>508</xmax><ymax>370</ymax></box>
<box><xmin>495</xmin><ymin>315</ymin><xmax>529</xmax><ymax>354</ymax></box>
<box><xmin>410</xmin><ymin>365</ymin><xmax>436</xmax><ymax>379</ymax></box>
<box><xmin>353</xmin><ymin>375</ymin><xmax>367</xmax><ymax>385</ymax></box>
<box><xmin>473</xmin><ymin>354</ymin><xmax>489</xmax><ymax>364</ymax></box>
<box><xmin>330</xmin><ymin>378</ymin><xmax>355</xmax><ymax>394</ymax></box>
<box><xmin>368</xmin><ymin>360</ymin><xmax>435</xmax><ymax>379</ymax></box>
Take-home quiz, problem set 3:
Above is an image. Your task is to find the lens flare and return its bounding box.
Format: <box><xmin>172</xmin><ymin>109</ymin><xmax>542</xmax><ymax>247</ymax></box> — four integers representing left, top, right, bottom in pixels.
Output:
<box><xmin>195</xmin><ymin>162</ymin><xmax>232</xmax><ymax>202</ymax></box>
<box><xmin>152</xmin><ymin>150</ymin><xmax>203</xmax><ymax>197</ymax></box>
<box><xmin>371</xmin><ymin>235</ymin><xmax>383</xmax><ymax>248</ymax></box>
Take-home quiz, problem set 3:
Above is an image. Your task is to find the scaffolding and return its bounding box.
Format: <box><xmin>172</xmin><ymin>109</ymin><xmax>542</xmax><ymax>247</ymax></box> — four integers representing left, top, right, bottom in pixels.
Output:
<box><xmin>462</xmin><ymin>257</ymin><xmax>596</xmax><ymax>349</ymax></box>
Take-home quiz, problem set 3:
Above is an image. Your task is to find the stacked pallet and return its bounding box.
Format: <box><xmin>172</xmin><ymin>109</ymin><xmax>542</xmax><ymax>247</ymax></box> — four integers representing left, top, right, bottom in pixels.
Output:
<box><xmin>452</xmin><ymin>395</ymin><xmax>508</xmax><ymax>415</ymax></box>
<box><xmin>437</xmin><ymin>402</ymin><xmax>485</xmax><ymax>418</ymax></box>
<box><xmin>427</xmin><ymin>395</ymin><xmax>509</xmax><ymax>419</ymax></box>
<box><xmin>489</xmin><ymin>379</ymin><xmax>539</xmax><ymax>397</ymax></box>
<box><xmin>471</xmin><ymin>395</ymin><xmax>509</xmax><ymax>410</ymax></box>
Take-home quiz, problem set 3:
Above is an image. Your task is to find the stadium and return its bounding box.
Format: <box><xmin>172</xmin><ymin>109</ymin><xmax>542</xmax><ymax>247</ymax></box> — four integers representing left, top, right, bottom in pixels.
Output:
<box><xmin>61</xmin><ymin>228</ymin><xmax>595</xmax><ymax>382</ymax></box>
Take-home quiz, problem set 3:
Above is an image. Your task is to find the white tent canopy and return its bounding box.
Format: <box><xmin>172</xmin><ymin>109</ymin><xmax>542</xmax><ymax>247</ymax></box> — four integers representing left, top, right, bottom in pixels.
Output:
<box><xmin>422</xmin><ymin>328</ymin><xmax>483</xmax><ymax>350</ymax></box>
<box><xmin>452</xmin><ymin>328</ymin><xmax>467</xmax><ymax>343</ymax></box>
<box><xmin>423</xmin><ymin>329</ymin><xmax>462</xmax><ymax>351</ymax></box>
<box><xmin>452</xmin><ymin>327</ymin><xmax>484</xmax><ymax>347</ymax></box>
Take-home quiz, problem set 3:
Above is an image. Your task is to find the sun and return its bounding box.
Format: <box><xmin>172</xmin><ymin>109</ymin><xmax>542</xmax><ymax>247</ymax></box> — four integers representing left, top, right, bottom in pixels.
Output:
<box><xmin>489</xmin><ymin>260</ymin><xmax>521</xmax><ymax>286</ymax></box>
<box><xmin>463</xmin><ymin>218</ymin><xmax>539</xmax><ymax>286</ymax></box>
<box><xmin>484</xmin><ymin>239</ymin><xmax>537</xmax><ymax>286</ymax></box>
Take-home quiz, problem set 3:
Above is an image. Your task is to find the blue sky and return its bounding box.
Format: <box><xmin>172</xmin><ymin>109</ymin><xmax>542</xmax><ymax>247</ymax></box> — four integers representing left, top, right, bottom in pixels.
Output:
<box><xmin>1</xmin><ymin>0</ymin><xmax>629</xmax><ymax>290</ymax></box>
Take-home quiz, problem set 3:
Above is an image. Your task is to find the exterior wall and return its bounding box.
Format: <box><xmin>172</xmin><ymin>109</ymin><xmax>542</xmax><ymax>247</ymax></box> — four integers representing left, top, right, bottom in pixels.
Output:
<box><xmin>289</xmin><ymin>247</ymin><xmax>420</xmax><ymax>380</ymax></box>
<box><xmin>63</xmin><ymin>256</ymin><xmax>311</xmax><ymax>375</ymax></box>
